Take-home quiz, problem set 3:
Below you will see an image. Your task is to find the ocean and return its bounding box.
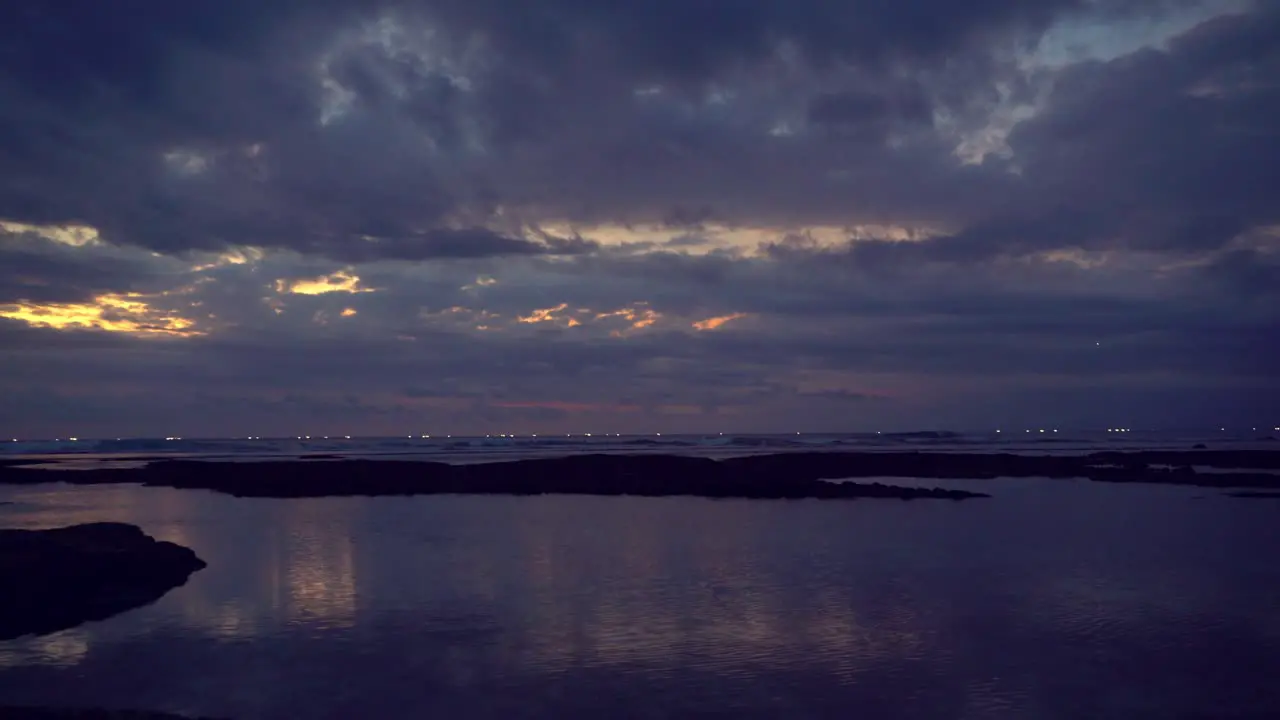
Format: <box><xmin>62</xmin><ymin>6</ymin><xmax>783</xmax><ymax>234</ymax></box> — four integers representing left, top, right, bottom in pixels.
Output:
<box><xmin>1</xmin><ymin>431</ymin><xmax>1279</xmax><ymax>718</ymax></box>
<box><xmin>3</xmin><ymin>428</ymin><xmax>1277</xmax><ymax>467</ymax></box>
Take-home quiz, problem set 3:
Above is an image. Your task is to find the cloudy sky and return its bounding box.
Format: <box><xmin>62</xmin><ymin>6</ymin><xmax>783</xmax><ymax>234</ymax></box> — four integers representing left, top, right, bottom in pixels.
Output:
<box><xmin>1</xmin><ymin>0</ymin><xmax>1276</xmax><ymax>438</ymax></box>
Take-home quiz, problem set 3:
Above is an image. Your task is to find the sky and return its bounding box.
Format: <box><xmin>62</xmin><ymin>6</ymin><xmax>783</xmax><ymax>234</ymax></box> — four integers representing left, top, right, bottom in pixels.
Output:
<box><xmin>0</xmin><ymin>0</ymin><xmax>1277</xmax><ymax>438</ymax></box>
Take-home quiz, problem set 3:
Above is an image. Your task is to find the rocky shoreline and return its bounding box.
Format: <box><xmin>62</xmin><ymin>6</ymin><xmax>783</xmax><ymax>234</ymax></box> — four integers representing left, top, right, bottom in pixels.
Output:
<box><xmin>0</xmin><ymin>450</ymin><xmax>1277</xmax><ymax>500</ymax></box>
<box><xmin>0</xmin><ymin>523</ymin><xmax>207</xmax><ymax>641</ymax></box>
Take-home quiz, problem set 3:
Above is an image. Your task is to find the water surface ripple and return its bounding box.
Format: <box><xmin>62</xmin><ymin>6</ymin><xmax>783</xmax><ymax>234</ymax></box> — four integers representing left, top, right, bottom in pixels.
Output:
<box><xmin>1</xmin><ymin>478</ymin><xmax>1278</xmax><ymax>719</ymax></box>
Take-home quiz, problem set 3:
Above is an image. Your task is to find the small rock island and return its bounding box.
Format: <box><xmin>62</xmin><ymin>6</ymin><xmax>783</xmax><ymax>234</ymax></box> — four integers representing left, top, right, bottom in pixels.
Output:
<box><xmin>0</xmin><ymin>522</ymin><xmax>207</xmax><ymax>642</ymax></box>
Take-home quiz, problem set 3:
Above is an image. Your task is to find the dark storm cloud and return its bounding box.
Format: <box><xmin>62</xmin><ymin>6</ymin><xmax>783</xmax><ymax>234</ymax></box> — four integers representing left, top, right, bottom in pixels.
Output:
<box><xmin>0</xmin><ymin>0</ymin><xmax>1136</xmax><ymax>261</ymax></box>
<box><xmin>1003</xmin><ymin>4</ymin><xmax>1280</xmax><ymax>253</ymax></box>
<box><xmin>418</xmin><ymin>0</ymin><xmax>1086</xmax><ymax>83</ymax></box>
<box><xmin>0</xmin><ymin>231</ymin><xmax>176</xmax><ymax>304</ymax></box>
<box><xmin>1</xmin><ymin>0</ymin><xmax>1277</xmax><ymax>436</ymax></box>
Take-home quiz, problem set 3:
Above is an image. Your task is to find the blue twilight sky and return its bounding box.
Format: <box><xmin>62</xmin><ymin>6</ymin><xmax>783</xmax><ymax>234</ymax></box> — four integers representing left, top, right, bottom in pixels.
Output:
<box><xmin>0</xmin><ymin>0</ymin><xmax>1276</xmax><ymax>438</ymax></box>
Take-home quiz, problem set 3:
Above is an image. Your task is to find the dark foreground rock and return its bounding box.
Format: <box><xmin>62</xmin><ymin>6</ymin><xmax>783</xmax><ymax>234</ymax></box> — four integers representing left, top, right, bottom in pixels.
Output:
<box><xmin>0</xmin><ymin>708</ymin><xmax>220</xmax><ymax>720</ymax></box>
<box><xmin>0</xmin><ymin>523</ymin><xmax>207</xmax><ymax>641</ymax></box>
<box><xmin>1227</xmin><ymin>491</ymin><xmax>1280</xmax><ymax>499</ymax></box>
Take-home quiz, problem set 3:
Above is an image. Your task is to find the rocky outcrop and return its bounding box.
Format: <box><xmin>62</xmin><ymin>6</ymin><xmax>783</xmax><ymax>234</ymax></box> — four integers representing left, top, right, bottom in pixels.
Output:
<box><xmin>0</xmin><ymin>454</ymin><xmax>986</xmax><ymax>501</ymax></box>
<box><xmin>2</xmin><ymin>450</ymin><xmax>1278</xmax><ymax>500</ymax></box>
<box><xmin>0</xmin><ymin>523</ymin><xmax>206</xmax><ymax>641</ymax></box>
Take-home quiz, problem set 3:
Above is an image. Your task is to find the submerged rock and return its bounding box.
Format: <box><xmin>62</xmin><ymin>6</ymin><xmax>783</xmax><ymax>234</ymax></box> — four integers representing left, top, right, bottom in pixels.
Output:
<box><xmin>0</xmin><ymin>523</ymin><xmax>206</xmax><ymax>641</ymax></box>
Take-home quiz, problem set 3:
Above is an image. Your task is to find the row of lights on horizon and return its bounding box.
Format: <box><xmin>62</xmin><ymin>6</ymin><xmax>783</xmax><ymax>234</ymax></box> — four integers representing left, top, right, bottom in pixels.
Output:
<box><xmin>10</xmin><ymin>428</ymin><xmax>1280</xmax><ymax>442</ymax></box>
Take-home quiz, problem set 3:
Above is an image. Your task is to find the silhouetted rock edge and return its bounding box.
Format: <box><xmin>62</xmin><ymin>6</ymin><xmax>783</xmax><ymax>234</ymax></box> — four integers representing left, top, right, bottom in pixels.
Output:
<box><xmin>0</xmin><ymin>522</ymin><xmax>207</xmax><ymax>641</ymax></box>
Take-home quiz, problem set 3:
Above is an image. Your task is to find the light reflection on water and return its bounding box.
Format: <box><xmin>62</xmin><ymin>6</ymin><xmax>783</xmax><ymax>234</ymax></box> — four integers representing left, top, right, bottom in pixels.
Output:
<box><xmin>1</xmin><ymin>480</ymin><xmax>1279</xmax><ymax>719</ymax></box>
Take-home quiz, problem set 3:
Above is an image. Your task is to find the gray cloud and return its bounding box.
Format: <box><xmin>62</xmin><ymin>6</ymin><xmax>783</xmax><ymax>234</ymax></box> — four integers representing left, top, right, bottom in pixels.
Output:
<box><xmin>0</xmin><ymin>0</ymin><xmax>1276</xmax><ymax>436</ymax></box>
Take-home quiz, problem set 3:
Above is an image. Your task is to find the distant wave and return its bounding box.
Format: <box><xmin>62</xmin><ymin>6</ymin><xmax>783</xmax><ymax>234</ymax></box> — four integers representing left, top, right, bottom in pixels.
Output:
<box><xmin>2</xmin><ymin>430</ymin><xmax>1274</xmax><ymax>462</ymax></box>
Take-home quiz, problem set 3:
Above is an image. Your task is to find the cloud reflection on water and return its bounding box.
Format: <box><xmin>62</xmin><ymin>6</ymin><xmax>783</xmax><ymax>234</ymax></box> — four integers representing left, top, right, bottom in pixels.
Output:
<box><xmin>0</xmin><ymin>481</ymin><xmax>1278</xmax><ymax>718</ymax></box>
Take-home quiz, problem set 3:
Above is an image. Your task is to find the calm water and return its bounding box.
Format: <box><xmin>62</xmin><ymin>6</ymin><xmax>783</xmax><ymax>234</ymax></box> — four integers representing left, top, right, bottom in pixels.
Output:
<box><xmin>1</xmin><ymin>478</ymin><xmax>1279</xmax><ymax>719</ymax></box>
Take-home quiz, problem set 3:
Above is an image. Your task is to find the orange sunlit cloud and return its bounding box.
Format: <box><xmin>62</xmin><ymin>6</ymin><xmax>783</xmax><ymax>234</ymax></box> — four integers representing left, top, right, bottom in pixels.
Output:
<box><xmin>274</xmin><ymin>269</ymin><xmax>371</xmax><ymax>295</ymax></box>
<box><xmin>596</xmin><ymin>304</ymin><xmax>661</xmax><ymax>336</ymax></box>
<box><xmin>516</xmin><ymin>302</ymin><xmax>659</xmax><ymax>335</ymax></box>
<box><xmin>340</xmin><ymin>307</ymin><xmax>358</xmax><ymax>317</ymax></box>
<box><xmin>0</xmin><ymin>293</ymin><xmax>202</xmax><ymax>336</ymax></box>
<box><xmin>190</xmin><ymin>247</ymin><xmax>264</xmax><ymax>272</ymax></box>
<box><xmin>693</xmin><ymin>313</ymin><xmax>749</xmax><ymax>331</ymax></box>
<box><xmin>517</xmin><ymin>303</ymin><xmax>572</xmax><ymax>324</ymax></box>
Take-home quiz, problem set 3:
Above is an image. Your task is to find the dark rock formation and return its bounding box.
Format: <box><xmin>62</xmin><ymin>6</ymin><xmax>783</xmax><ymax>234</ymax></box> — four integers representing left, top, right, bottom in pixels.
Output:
<box><xmin>0</xmin><ymin>523</ymin><xmax>206</xmax><ymax>641</ymax></box>
<box><xmin>0</xmin><ymin>454</ymin><xmax>986</xmax><ymax>501</ymax></box>
<box><xmin>1226</xmin><ymin>491</ymin><xmax>1280</xmax><ymax>499</ymax></box>
<box><xmin>1</xmin><ymin>450</ymin><xmax>1278</xmax><ymax>500</ymax></box>
<box><xmin>0</xmin><ymin>708</ymin><xmax>220</xmax><ymax>719</ymax></box>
